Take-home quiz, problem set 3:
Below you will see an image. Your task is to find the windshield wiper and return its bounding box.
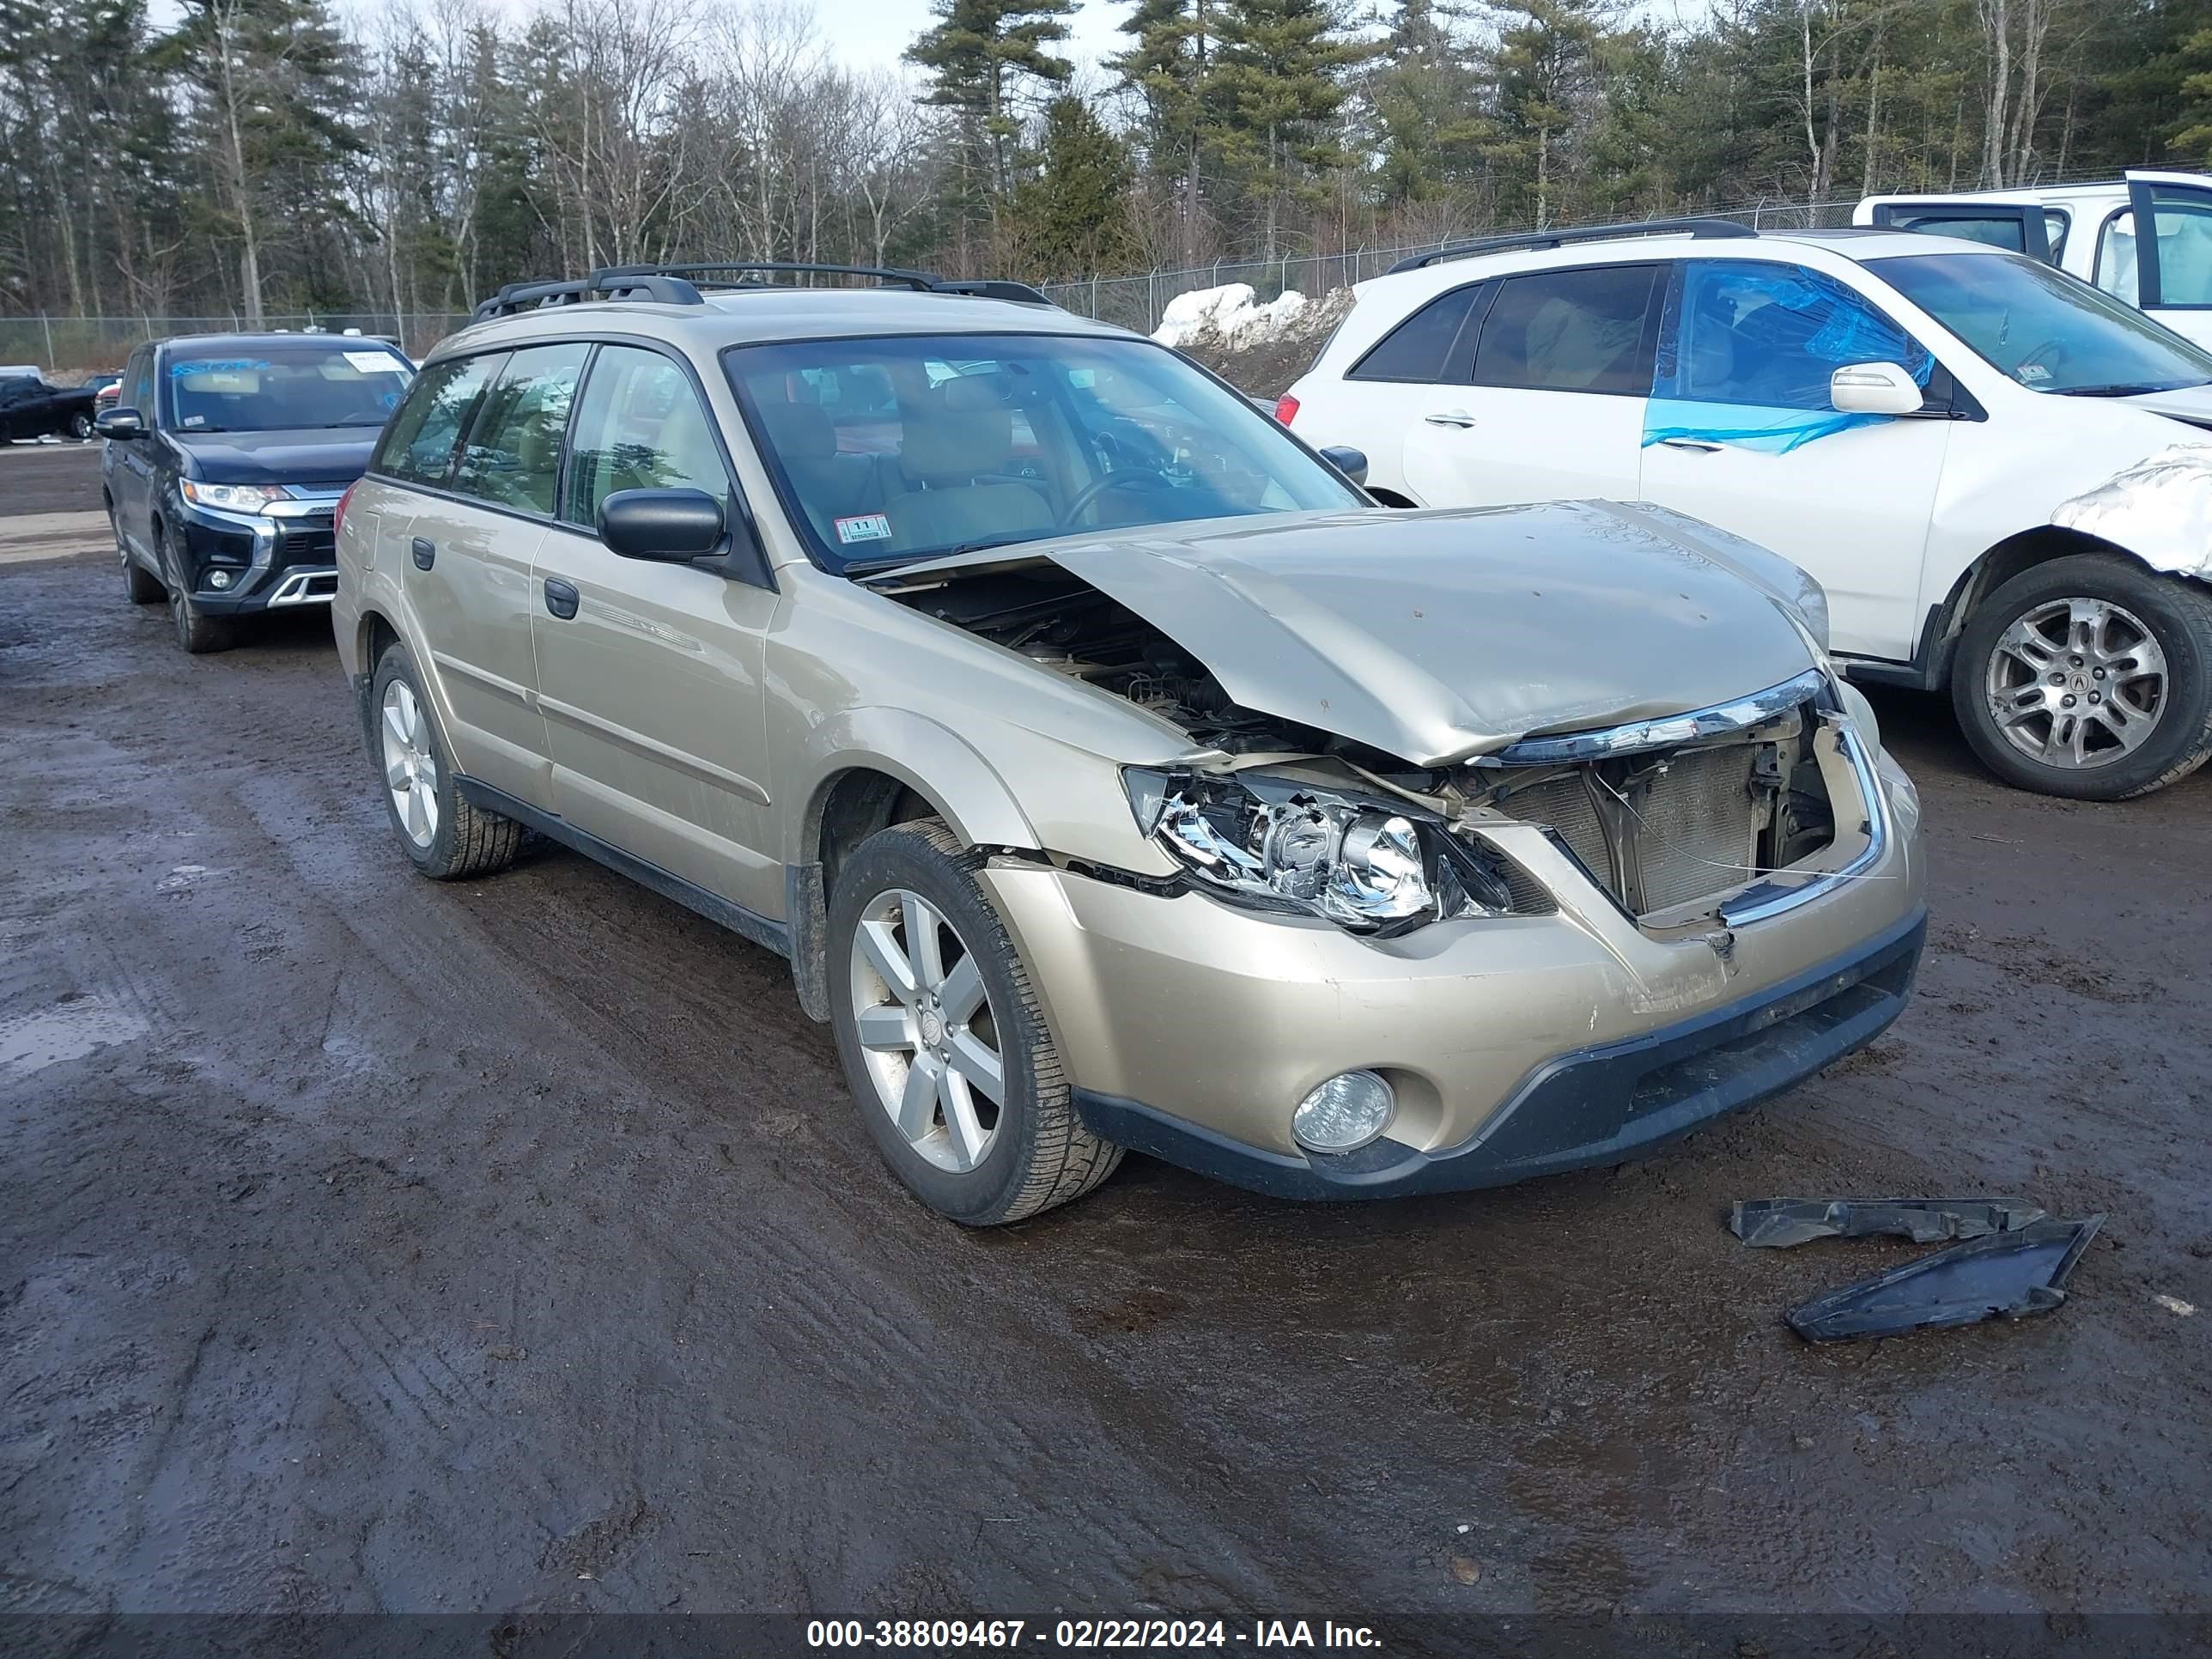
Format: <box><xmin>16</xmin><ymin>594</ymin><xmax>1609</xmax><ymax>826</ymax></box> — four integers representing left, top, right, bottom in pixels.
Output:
<box><xmin>2051</xmin><ymin>381</ymin><xmax>2203</xmax><ymax>398</ymax></box>
<box><xmin>845</xmin><ymin>535</ymin><xmax>1036</xmax><ymax>578</ymax></box>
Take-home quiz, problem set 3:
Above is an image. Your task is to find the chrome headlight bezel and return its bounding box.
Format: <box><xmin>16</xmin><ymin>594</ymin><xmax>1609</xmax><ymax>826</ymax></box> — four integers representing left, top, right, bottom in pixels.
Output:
<box><xmin>1124</xmin><ymin>767</ymin><xmax>1523</xmax><ymax>934</ymax></box>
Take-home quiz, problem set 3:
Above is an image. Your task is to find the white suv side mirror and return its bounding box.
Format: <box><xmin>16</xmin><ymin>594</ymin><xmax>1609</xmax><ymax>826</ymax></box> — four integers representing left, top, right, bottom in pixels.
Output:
<box><xmin>1828</xmin><ymin>361</ymin><xmax>1925</xmax><ymax>416</ymax></box>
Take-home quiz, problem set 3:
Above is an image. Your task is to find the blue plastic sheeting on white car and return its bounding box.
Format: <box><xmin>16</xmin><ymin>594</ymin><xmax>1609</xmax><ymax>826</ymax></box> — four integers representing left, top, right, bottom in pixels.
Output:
<box><xmin>1645</xmin><ymin>260</ymin><xmax>1934</xmax><ymax>453</ymax></box>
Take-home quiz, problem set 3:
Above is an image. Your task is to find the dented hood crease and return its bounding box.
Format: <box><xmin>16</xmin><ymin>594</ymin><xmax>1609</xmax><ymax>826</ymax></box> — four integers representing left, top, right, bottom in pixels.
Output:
<box><xmin>885</xmin><ymin>503</ymin><xmax>1822</xmax><ymax>767</ymax></box>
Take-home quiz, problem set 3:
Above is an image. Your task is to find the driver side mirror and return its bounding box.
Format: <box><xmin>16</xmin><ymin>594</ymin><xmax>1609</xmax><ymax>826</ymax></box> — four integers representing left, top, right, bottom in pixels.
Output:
<box><xmin>598</xmin><ymin>488</ymin><xmax>726</xmax><ymax>562</ymax></box>
<box><xmin>96</xmin><ymin>408</ymin><xmax>144</xmax><ymax>441</ymax></box>
<box><xmin>1317</xmin><ymin>445</ymin><xmax>1369</xmax><ymax>487</ymax></box>
<box><xmin>1828</xmin><ymin>362</ymin><xmax>1925</xmax><ymax>417</ymax></box>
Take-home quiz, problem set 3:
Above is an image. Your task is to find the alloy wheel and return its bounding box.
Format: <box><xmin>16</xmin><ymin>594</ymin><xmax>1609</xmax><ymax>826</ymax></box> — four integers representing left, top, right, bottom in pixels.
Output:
<box><xmin>1984</xmin><ymin>595</ymin><xmax>2167</xmax><ymax>770</ymax></box>
<box><xmin>848</xmin><ymin>887</ymin><xmax>1004</xmax><ymax>1174</ymax></box>
<box><xmin>380</xmin><ymin>679</ymin><xmax>441</xmax><ymax>848</ymax></box>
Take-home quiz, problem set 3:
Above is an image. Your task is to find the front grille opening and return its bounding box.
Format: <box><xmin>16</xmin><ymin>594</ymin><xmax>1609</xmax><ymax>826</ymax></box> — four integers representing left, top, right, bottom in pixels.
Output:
<box><xmin>1487</xmin><ymin>705</ymin><xmax>1838</xmax><ymax>917</ymax></box>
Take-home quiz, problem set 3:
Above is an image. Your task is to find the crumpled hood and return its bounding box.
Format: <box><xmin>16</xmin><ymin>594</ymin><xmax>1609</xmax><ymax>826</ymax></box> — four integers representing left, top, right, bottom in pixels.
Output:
<box><xmin>170</xmin><ymin>427</ymin><xmax>378</xmax><ymax>487</ymax></box>
<box><xmin>893</xmin><ymin>501</ymin><xmax>1824</xmax><ymax>767</ymax></box>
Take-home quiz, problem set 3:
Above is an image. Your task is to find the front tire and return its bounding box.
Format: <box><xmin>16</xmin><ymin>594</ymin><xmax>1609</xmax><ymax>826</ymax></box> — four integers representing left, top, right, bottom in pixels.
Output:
<box><xmin>369</xmin><ymin>640</ymin><xmax>522</xmax><ymax>880</ymax></box>
<box><xmin>68</xmin><ymin>412</ymin><xmax>94</xmax><ymax>441</ymax></box>
<box><xmin>159</xmin><ymin>521</ymin><xmax>236</xmax><ymax>654</ymax></box>
<box><xmin>1952</xmin><ymin>554</ymin><xmax>2212</xmax><ymax>800</ymax></box>
<box><xmin>828</xmin><ymin>819</ymin><xmax>1121</xmax><ymax>1224</ymax></box>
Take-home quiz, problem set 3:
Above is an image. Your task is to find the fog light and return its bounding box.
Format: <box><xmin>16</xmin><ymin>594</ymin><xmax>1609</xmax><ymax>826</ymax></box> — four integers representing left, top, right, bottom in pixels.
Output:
<box><xmin>1292</xmin><ymin>1070</ymin><xmax>1395</xmax><ymax>1153</ymax></box>
<box><xmin>207</xmin><ymin>568</ymin><xmax>234</xmax><ymax>590</ymax></box>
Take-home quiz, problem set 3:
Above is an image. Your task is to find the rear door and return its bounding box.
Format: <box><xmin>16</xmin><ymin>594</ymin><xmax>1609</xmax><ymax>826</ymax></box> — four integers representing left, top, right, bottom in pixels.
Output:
<box><xmin>530</xmin><ymin>343</ymin><xmax>781</xmax><ymax>921</ymax></box>
<box><xmin>2095</xmin><ymin>173</ymin><xmax>2212</xmax><ymax>349</ymax></box>
<box><xmin>1289</xmin><ymin>282</ymin><xmax>1486</xmax><ymax>501</ymax></box>
<box><xmin>1400</xmin><ymin>262</ymin><xmax>1661</xmax><ymax>507</ymax></box>
<box><xmin>1637</xmin><ymin>258</ymin><xmax>1948</xmax><ymax>663</ymax></box>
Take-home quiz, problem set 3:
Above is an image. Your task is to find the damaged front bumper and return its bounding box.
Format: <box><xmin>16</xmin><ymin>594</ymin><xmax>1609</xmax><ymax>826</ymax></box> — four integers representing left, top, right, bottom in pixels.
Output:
<box><xmin>980</xmin><ymin>779</ymin><xmax>1927</xmax><ymax>1200</ymax></box>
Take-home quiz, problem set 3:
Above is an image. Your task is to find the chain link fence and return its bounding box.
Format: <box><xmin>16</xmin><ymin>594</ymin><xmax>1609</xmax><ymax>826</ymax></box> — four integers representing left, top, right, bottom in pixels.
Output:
<box><xmin>1</xmin><ymin>198</ymin><xmax>1876</xmax><ymax>376</ymax></box>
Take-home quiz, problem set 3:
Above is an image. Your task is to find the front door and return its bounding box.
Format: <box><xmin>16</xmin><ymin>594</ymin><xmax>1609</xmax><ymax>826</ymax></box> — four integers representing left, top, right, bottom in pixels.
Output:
<box><xmin>1636</xmin><ymin>258</ymin><xmax>1950</xmax><ymax>664</ymax></box>
<box><xmin>2094</xmin><ymin>173</ymin><xmax>2212</xmax><ymax>350</ymax></box>
<box><xmin>1400</xmin><ymin>262</ymin><xmax>1662</xmax><ymax>508</ymax></box>
<box><xmin>106</xmin><ymin>347</ymin><xmax>158</xmax><ymax>557</ymax></box>
<box><xmin>530</xmin><ymin>343</ymin><xmax>781</xmax><ymax>921</ymax></box>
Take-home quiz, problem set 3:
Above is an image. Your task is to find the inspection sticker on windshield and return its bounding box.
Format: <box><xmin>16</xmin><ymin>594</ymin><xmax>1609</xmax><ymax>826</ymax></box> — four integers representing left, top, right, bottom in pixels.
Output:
<box><xmin>835</xmin><ymin>514</ymin><xmax>893</xmax><ymax>545</ymax></box>
<box><xmin>342</xmin><ymin>350</ymin><xmax>407</xmax><ymax>374</ymax></box>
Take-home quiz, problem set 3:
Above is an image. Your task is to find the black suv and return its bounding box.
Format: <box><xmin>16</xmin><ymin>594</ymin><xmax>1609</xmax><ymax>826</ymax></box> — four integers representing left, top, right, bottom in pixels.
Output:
<box><xmin>1</xmin><ymin>373</ymin><xmax>100</xmax><ymax>441</ymax></box>
<box><xmin>99</xmin><ymin>334</ymin><xmax>415</xmax><ymax>653</ymax></box>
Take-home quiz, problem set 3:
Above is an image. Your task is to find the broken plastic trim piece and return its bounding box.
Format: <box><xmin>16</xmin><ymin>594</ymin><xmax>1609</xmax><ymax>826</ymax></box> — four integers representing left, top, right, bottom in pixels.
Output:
<box><xmin>1732</xmin><ymin>1195</ymin><xmax>2047</xmax><ymax>1249</ymax></box>
<box><xmin>1784</xmin><ymin>1215</ymin><xmax>2105</xmax><ymax>1343</ymax></box>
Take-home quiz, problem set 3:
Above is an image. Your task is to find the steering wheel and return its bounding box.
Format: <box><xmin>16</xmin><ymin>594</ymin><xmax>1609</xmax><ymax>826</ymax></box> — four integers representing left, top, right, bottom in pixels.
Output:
<box><xmin>1059</xmin><ymin>467</ymin><xmax>1178</xmax><ymax>528</ymax></box>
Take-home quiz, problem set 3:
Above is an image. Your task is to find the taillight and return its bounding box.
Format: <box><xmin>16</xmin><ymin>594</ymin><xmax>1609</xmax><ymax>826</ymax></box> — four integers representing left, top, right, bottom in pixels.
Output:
<box><xmin>333</xmin><ymin>478</ymin><xmax>359</xmax><ymax>541</ymax></box>
<box><xmin>1274</xmin><ymin>394</ymin><xmax>1299</xmax><ymax>426</ymax></box>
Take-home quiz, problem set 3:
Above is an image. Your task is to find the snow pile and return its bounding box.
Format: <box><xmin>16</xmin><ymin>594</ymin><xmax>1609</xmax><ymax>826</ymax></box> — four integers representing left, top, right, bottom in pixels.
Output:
<box><xmin>1153</xmin><ymin>283</ymin><xmax>1310</xmax><ymax>350</ymax></box>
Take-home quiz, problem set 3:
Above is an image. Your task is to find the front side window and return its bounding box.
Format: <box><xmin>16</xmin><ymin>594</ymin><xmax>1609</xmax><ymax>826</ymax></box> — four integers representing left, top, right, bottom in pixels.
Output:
<box><xmin>161</xmin><ymin>342</ymin><xmax>413</xmax><ymax>434</ymax></box>
<box><xmin>452</xmin><ymin>343</ymin><xmax>590</xmax><ymax>516</ymax></box>
<box><xmin>1468</xmin><ymin>264</ymin><xmax>1660</xmax><ymax>394</ymax></box>
<box><xmin>1656</xmin><ymin>259</ymin><xmax>1931</xmax><ymax>410</ymax></box>
<box><xmin>1880</xmin><ymin>250</ymin><xmax>2212</xmax><ymax>395</ymax></box>
<box><xmin>562</xmin><ymin>346</ymin><xmax>730</xmax><ymax>531</ymax></box>
<box><xmin>1348</xmin><ymin>286</ymin><xmax>1480</xmax><ymax>382</ymax></box>
<box><xmin>723</xmin><ymin>332</ymin><xmax>1365</xmax><ymax>573</ymax></box>
<box><xmin>374</xmin><ymin>354</ymin><xmax>505</xmax><ymax>487</ymax></box>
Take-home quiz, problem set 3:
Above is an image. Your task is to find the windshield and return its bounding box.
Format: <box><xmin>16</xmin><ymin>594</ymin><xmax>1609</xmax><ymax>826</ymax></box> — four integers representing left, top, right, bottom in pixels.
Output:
<box><xmin>161</xmin><ymin>343</ymin><xmax>415</xmax><ymax>434</ymax></box>
<box><xmin>722</xmin><ymin>331</ymin><xmax>1364</xmax><ymax>572</ymax></box>
<box><xmin>1877</xmin><ymin>251</ymin><xmax>2212</xmax><ymax>395</ymax></box>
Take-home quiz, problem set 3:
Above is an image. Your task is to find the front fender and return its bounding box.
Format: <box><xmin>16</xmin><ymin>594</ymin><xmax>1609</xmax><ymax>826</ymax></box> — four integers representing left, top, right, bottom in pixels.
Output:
<box><xmin>790</xmin><ymin>708</ymin><xmax>1042</xmax><ymax>866</ymax></box>
<box><xmin>2051</xmin><ymin>444</ymin><xmax>2212</xmax><ymax>579</ymax></box>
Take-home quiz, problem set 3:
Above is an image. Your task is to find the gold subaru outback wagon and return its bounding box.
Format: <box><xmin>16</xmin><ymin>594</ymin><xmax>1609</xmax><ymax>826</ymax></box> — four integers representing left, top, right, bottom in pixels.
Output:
<box><xmin>333</xmin><ymin>263</ymin><xmax>1926</xmax><ymax>1224</ymax></box>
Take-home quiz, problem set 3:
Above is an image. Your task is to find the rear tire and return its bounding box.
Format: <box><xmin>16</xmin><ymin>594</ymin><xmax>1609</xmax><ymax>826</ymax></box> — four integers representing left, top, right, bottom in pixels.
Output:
<box><xmin>369</xmin><ymin>640</ymin><xmax>523</xmax><ymax>880</ymax></box>
<box><xmin>160</xmin><ymin>521</ymin><xmax>236</xmax><ymax>654</ymax></box>
<box><xmin>1952</xmin><ymin>554</ymin><xmax>2212</xmax><ymax>800</ymax></box>
<box><xmin>828</xmin><ymin>818</ymin><xmax>1121</xmax><ymax>1224</ymax></box>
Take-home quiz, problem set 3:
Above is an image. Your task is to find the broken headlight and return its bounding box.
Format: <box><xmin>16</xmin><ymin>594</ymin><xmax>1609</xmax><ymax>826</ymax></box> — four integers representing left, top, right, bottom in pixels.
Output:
<box><xmin>1124</xmin><ymin>768</ymin><xmax>1517</xmax><ymax>933</ymax></box>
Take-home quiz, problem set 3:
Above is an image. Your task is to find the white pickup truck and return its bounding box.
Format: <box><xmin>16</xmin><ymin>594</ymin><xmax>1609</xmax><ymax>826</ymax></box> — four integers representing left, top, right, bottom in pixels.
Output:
<box><xmin>1856</xmin><ymin>173</ymin><xmax>2212</xmax><ymax>349</ymax></box>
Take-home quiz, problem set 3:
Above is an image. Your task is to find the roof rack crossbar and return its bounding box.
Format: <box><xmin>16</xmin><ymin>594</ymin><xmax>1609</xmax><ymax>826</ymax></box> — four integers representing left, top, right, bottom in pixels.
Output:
<box><xmin>474</xmin><ymin>261</ymin><xmax>1054</xmax><ymax>320</ymax></box>
<box><xmin>1387</xmin><ymin>216</ymin><xmax>1757</xmax><ymax>274</ymax></box>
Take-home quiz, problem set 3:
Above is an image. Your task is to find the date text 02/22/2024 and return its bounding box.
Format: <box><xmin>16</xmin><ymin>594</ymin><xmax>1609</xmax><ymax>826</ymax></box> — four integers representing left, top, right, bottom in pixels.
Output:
<box><xmin>805</xmin><ymin>1619</ymin><xmax>1383</xmax><ymax>1649</ymax></box>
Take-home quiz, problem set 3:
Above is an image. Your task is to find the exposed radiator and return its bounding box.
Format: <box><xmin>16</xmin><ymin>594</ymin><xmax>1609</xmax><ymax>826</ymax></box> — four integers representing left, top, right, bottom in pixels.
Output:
<box><xmin>1501</xmin><ymin>744</ymin><xmax>1762</xmax><ymax>915</ymax></box>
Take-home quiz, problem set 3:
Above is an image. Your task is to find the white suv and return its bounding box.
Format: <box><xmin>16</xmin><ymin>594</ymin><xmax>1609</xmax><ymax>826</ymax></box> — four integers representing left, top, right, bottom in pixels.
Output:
<box><xmin>1857</xmin><ymin>171</ymin><xmax>2212</xmax><ymax>349</ymax></box>
<box><xmin>1282</xmin><ymin>218</ymin><xmax>2212</xmax><ymax>799</ymax></box>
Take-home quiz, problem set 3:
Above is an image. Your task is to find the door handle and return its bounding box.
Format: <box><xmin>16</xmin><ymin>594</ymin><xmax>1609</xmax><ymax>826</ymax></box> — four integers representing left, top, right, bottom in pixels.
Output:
<box><xmin>1659</xmin><ymin>437</ymin><xmax>1723</xmax><ymax>453</ymax></box>
<box><xmin>410</xmin><ymin>536</ymin><xmax>435</xmax><ymax>570</ymax></box>
<box><xmin>544</xmin><ymin>577</ymin><xmax>580</xmax><ymax>621</ymax></box>
<box><xmin>1423</xmin><ymin>410</ymin><xmax>1477</xmax><ymax>428</ymax></box>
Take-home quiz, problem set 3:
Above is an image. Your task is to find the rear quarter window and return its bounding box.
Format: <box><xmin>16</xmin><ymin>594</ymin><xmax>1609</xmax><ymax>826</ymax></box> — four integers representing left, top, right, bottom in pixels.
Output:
<box><xmin>1347</xmin><ymin>286</ymin><xmax>1480</xmax><ymax>382</ymax></box>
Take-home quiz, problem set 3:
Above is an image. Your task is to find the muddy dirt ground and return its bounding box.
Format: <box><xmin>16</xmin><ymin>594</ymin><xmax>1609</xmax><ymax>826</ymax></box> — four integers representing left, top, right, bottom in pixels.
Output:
<box><xmin>3</xmin><ymin>492</ymin><xmax>2209</xmax><ymax>1644</ymax></box>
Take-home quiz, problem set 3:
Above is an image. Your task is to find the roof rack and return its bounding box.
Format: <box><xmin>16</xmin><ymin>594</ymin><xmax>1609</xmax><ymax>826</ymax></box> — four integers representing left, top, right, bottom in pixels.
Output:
<box><xmin>472</xmin><ymin>262</ymin><xmax>1053</xmax><ymax>320</ymax></box>
<box><xmin>1386</xmin><ymin>217</ymin><xmax>1757</xmax><ymax>275</ymax></box>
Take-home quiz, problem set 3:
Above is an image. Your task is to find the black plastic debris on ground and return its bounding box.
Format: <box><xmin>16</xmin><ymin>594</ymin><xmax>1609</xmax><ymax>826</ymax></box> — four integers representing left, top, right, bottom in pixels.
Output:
<box><xmin>1731</xmin><ymin>1195</ymin><xmax>2046</xmax><ymax>1249</ymax></box>
<box><xmin>1730</xmin><ymin>1196</ymin><xmax>2104</xmax><ymax>1343</ymax></box>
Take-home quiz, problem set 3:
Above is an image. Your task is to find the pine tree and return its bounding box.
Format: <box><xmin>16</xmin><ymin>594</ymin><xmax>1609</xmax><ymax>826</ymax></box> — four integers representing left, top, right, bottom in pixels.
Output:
<box><xmin>1008</xmin><ymin>94</ymin><xmax>1139</xmax><ymax>276</ymax></box>
<box><xmin>1114</xmin><ymin>0</ymin><xmax>1221</xmax><ymax>254</ymax></box>
<box><xmin>1209</xmin><ymin>0</ymin><xmax>1360</xmax><ymax>256</ymax></box>
<box><xmin>1486</xmin><ymin>0</ymin><xmax>1605</xmax><ymax>229</ymax></box>
<box><xmin>907</xmin><ymin>0</ymin><xmax>1077</xmax><ymax>202</ymax></box>
<box><xmin>1366</xmin><ymin>0</ymin><xmax>1486</xmax><ymax>208</ymax></box>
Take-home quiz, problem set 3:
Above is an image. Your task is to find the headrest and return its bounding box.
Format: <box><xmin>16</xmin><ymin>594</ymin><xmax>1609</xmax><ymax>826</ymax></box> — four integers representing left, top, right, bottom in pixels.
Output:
<box><xmin>901</xmin><ymin>377</ymin><xmax>1014</xmax><ymax>484</ymax></box>
<box><xmin>756</xmin><ymin>399</ymin><xmax>836</xmax><ymax>466</ymax></box>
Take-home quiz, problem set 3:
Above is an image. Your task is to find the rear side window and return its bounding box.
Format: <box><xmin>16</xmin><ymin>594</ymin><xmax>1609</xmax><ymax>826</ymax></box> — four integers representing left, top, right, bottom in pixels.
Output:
<box><xmin>451</xmin><ymin>343</ymin><xmax>589</xmax><ymax>516</ymax></box>
<box><xmin>1469</xmin><ymin>265</ymin><xmax>1660</xmax><ymax>394</ymax></box>
<box><xmin>1347</xmin><ymin>287</ymin><xmax>1480</xmax><ymax>382</ymax></box>
<box><xmin>562</xmin><ymin>346</ymin><xmax>729</xmax><ymax>530</ymax></box>
<box><xmin>374</xmin><ymin>354</ymin><xmax>504</xmax><ymax>487</ymax></box>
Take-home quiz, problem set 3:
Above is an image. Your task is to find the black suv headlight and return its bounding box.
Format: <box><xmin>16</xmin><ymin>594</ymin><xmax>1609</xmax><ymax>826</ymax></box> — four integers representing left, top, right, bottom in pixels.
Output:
<box><xmin>1123</xmin><ymin>768</ymin><xmax>1528</xmax><ymax>934</ymax></box>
